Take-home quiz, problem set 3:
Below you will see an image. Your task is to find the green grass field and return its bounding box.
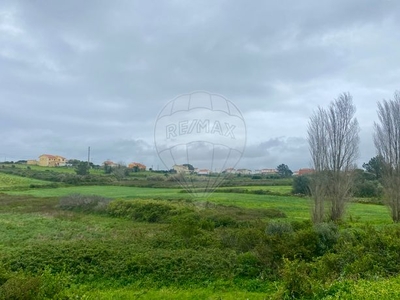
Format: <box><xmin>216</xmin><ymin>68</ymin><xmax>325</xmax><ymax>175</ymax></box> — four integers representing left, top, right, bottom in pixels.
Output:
<box><xmin>0</xmin><ymin>189</ymin><xmax>397</xmax><ymax>299</ymax></box>
<box><xmin>217</xmin><ymin>185</ymin><xmax>292</xmax><ymax>194</ymax></box>
<box><xmin>0</xmin><ymin>169</ymin><xmax>397</xmax><ymax>299</ymax></box>
<box><xmin>0</xmin><ymin>172</ymin><xmax>50</xmax><ymax>190</ymax></box>
<box><xmin>11</xmin><ymin>164</ymin><xmax>106</xmax><ymax>175</ymax></box>
<box><xmin>6</xmin><ymin>185</ymin><xmax>391</xmax><ymax>224</ymax></box>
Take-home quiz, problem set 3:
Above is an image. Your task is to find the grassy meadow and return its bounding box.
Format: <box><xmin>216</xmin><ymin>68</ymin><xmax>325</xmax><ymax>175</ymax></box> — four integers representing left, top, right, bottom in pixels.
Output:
<box><xmin>0</xmin><ymin>173</ymin><xmax>50</xmax><ymax>190</ymax></box>
<box><xmin>5</xmin><ymin>184</ymin><xmax>391</xmax><ymax>224</ymax></box>
<box><xmin>0</xmin><ymin>165</ymin><xmax>398</xmax><ymax>299</ymax></box>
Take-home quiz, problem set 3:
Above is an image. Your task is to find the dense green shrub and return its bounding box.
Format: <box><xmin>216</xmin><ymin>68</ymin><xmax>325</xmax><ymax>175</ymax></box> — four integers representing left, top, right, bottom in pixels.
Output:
<box><xmin>265</xmin><ymin>221</ymin><xmax>293</xmax><ymax>236</ymax></box>
<box><xmin>292</xmin><ymin>175</ymin><xmax>311</xmax><ymax>195</ymax></box>
<box><xmin>4</xmin><ymin>239</ymin><xmax>241</xmax><ymax>287</ymax></box>
<box><xmin>275</xmin><ymin>224</ymin><xmax>400</xmax><ymax>298</ymax></box>
<box><xmin>235</xmin><ymin>252</ymin><xmax>263</xmax><ymax>278</ymax></box>
<box><xmin>219</xmin><ymin>228</ymin><xmax>264</xmax><ymax>253</ymax></box>
<box><xmin>0</xmin><ymin>268</ymin><xmax>73</xmax><ymax>300</ymax></box>
<box><xmin>205</xmin><ymin>213</ymin><xmax>238</xmax><ymax>228</ymax></box>
<box><xmin>353</xmin><ymin>180</ymin><xmax>383</xmax><ymax>198</ymax></box>
<box><xmin>107</xmin><ymin>200</ymin><xmax>178</xmax><ymax>222</ymax></box>
<box><xmin>0</xmin><ymin>276</ymin><xmax>41</xmax><ymax>300</ymax></box>
<box><xmin>170</xmin><ymin>213</ymin><xmax>202</xmax><ymax>239</ymax></box>
<box><xmin>313</xmin><ymin>222</ymin><xmax>339</xmax><ymax>256</ymax></box>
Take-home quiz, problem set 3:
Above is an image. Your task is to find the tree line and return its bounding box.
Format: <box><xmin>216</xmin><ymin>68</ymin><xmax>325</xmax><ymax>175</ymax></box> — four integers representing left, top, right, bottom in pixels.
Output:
<box><xmin>307</xmin><ymin>91</ymin><xmax>400</xmax><ymax>223</ymax></box>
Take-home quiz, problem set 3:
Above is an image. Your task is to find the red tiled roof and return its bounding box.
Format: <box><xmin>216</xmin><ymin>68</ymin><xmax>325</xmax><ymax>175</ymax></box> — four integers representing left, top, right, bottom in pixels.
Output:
<box><xmin>129</xmin><ymin>162</ymin><xmax>146</xmax><ymax>169</ymax></box>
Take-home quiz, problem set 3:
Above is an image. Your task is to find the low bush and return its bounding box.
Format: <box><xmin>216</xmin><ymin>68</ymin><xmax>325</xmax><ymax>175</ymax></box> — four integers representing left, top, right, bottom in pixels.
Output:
<box><xmin>0</xmin><ymin>276</ymin><xmax>41</xmax><ymax>300</ymax></box>
<box><xmin>146</xmin><ymin>175</ymin><xmax>166</xmax><ymax>181</ymax></box>
<box><xmin>0</xmin><ymin>268</ymin><xmax>77</xmax><ymax>300</ymax></box>
<box><xmin>265</xmin><ymin>221</ymin><xmax>293</xmax><ymax>236</ymax></box>
<box><xmin>107</xmin><ymin>200</ymin><xmax>179</xmax><ymax>223</ymax></box>
<box><xmin>4</xmin><ymin>239</ymin><xmax>240</xmax><ymax>287</ymax></box>
<box><xmin>59</xmin><ymin>194</ymin><xmax>111</xmax><ymax>213</ymax></box>
<box><xmin>275</xmin><ymin>224</ymin><xmax>400</xmax><ymax>298</ymax></box>
<box><xmin>219</xmin><ymin>228</ymin><xmax>264</xmax><ymax>253</ymax></box>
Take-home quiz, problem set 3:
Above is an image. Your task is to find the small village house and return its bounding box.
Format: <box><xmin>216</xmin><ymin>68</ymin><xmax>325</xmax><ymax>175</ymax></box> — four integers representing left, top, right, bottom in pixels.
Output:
<box><xmin>298</xmin><ymin>168</ymin><xmax>314</xmax><ymax>176</ymax></box>
<box><xmin>261</xmin><ymin>168</ymin><xmax>278</xmax><ymax>174</ymax></box>
<box><xmin>173</xmin><ymin>164</ymin><xmax>190</xmax><ymax>174</ymax></box>
<box><xmin>38</xmin><ymin>154</ymin><xmax>67</xmax><ymax>167</ymax></box>
<box><xmin>102</xmin><ymin>160</ymin><xmax>120</xmax><ymax>168</ymax></box>
<box><xmin>27</xmin><ymin>160</ymin><xmax>38</xmax><ymax>165</ymax></box>
<box><xmin>128</xmin><ymin>162</ymin><xmax>146</xmax><ymax>171</ymax></box>
<box><xmin>237</xmin><ymin>169</ymin><xmax>252</xmax><ymax>175</ymax></box>
<box><xmin>197</xmin><ymin>169</ymin><xmax>210</xmax><ymax>175</ymax></box>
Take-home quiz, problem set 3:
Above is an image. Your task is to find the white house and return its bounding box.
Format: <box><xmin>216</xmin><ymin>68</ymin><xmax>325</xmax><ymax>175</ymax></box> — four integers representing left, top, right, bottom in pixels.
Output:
<box><xmin>173</xmin><ymin>164</ymin><xmax>190</xmax><ymax>174</ymax></box>
<box><xmin>237</xmin><ymin>169</ymin><xmax>252</xmax><ymax>175</ymax></box>
<box><xmin>261</xmin><ymin>168</ymin><xmax>277</xmax><ymax>174</ymax></box>
<box><xmin>197</xmin><ymin>169</ymin><xmax>210</xmax><ymax>175</ymax></box>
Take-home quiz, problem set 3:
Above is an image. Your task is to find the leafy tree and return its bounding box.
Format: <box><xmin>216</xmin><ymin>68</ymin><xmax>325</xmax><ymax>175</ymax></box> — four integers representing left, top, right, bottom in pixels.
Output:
<box><xmin>182</xmin><ymin>164</ymin><xmax>194</xmax><ymax>171</ymax></box>
<box><xmin>277</xmin><ymin>164</ymin><xmax>293</xmax><ymax>178</ymax></box>
<box><xmin>353</xmin><ymin>168</ymin><xmax>383</xmax><ymax>198</ymax></box>
<box><xmin>292</xmin><ymin>175</ymin><xmax>311</xmax><ymax>195</ymax></box>
<box><xmin>362</xmin><ymin>155</ymin><xmax>384</xmax><ymax>180</ymax></box>
<box><xmin>67</xmin><ymin>159</ymin><xmax>81</xmax><ymax>167</ymax></box>
<box><xmin>75</xmin><ymin>162</ymin><xmax>90</xmax><ymax>175</ymax></box>
<box><xmin>104</xmin><ymin>165</ymin><xmax>112</xmax><ymax>174</ymax></box>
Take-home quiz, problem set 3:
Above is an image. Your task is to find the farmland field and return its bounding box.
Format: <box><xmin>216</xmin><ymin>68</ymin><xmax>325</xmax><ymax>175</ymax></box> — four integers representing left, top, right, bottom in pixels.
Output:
<box><xmin>0</xmin><ymin>168</ymin><xmax>398</xmax><ymax>299</ymax></box>
<box><xmin>5</xmin><ymin>185</ymin><xmax>391</xmax><ymax>224</ymax></box>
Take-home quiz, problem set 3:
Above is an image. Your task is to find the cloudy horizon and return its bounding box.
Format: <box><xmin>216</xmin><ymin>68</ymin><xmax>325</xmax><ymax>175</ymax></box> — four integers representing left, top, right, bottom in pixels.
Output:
<box><xmin>1</xmin><ymin>0</ymin><xmax>399</xmax><ymax>171</ymax></box>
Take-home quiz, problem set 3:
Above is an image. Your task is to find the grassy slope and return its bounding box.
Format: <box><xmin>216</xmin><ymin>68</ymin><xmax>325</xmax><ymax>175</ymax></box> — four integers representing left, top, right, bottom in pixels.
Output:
<box><xmin>11</xmin><ymin>164</ymin><xmax>104</xmax><ymax>175</ymax></box>
<box><xmin>0</xmin><ymin>172</ymin><xmax>50</xmax><ymax>189</ymax></box>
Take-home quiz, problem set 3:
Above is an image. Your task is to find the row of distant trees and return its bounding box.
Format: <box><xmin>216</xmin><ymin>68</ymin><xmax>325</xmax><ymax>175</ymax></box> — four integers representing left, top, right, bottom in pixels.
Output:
<box><xmin>307</xmin><ymin>91</ymin><xmax>400</xmax><ymax>223</ymax></box>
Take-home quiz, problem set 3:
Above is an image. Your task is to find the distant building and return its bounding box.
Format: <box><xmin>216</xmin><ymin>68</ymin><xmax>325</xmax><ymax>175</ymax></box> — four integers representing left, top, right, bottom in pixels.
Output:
<box><xmin>103</xmin><ymin>160</ymin><xmax>120</xmax><ymax>168</ymax></box>
<box><xmin>237</xmin><ymin>169</ymin><xmax>252</xmax><ymax>175</ymax></box>
<box><xmin>38</xmin><ymin>154</ymin><xmax>67</xmax><ymax>167</ymax></box>
<box><xmin>298</xmin><ymin>168</ymin><xmax>314</xmax><ymax>176</ymax></box>
<box><xmin>128</xmin><ymin>162</ymin><xmax>146</xmax><ymax>171</ymax></box>
<box><xmin>197</xmin><ymin>169</ymin><xmax>210</xmax><ymax>175</ymax></box>
<box><xmin>173</xmin><ymin>164</ymin><xmax>190</xmax><ymax>174</ymax></box>
<box><xmin>27</xmin><ymin>160</ymin><xmax>38</xmax><ymax>165</ymax></box>
<box><xmin>261</xmin><ymin>168</ymin><xmax>277</xmax><ymax>174</ymax></box>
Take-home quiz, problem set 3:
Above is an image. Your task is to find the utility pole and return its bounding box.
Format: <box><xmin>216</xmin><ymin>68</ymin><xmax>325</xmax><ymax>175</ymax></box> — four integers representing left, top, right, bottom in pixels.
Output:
<box><xmin>87</xmin><ymin>146</ymin><xmax>91</xmax><ymax>167</ymax></box>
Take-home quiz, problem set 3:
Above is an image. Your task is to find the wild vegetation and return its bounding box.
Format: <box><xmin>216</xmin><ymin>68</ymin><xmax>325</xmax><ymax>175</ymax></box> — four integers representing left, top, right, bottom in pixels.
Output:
<box><xmin>0</xmin><ymin>161</ymin><xmax>399</xmax><ymax>299</ymax></box>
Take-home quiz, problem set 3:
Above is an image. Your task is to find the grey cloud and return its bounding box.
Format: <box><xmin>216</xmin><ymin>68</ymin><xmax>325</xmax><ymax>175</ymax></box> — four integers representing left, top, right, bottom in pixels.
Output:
<box><xmin>0</xmin><ymin>0</ymin><xmax>398</xmax><ymax>168</ymax></box>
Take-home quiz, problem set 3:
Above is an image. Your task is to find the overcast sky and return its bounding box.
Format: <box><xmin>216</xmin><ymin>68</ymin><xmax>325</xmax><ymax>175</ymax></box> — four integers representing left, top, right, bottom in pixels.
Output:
<box><xmin>1</xmin><ymin>0</ymin><xmax>399</xmax><ymax>171</ymax></box>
